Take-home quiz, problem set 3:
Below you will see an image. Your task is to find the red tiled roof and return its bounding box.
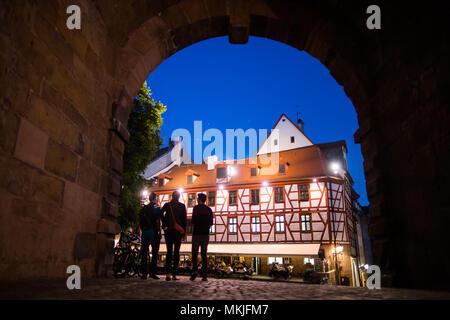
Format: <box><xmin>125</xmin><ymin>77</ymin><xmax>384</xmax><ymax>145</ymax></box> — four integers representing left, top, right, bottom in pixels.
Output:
<box><xmin>150</xmin><ymin>145</ymin><xmax>333</xmax><ymax>191</ymax></box>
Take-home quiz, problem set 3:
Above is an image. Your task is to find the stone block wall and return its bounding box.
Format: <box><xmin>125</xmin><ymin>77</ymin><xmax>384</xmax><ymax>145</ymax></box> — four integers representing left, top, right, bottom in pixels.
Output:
<box><xmin>0</xmin><ymin>0</ymin><xmax>449</xmax><ymax>290</ymax></box>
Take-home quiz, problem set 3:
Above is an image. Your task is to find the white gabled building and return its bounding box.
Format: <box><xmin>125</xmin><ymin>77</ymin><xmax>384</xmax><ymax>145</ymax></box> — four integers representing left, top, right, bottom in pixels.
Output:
<box><xmin>144</xmin><ymin>114</ymin><xmax>366</xmax><ymax>286</ymax></box>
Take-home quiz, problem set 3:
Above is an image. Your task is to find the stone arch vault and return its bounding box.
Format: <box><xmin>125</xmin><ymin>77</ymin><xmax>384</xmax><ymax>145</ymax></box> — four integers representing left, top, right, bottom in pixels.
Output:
<box><xmin>0</xmin><ymin>1</ymin><xmax>449</xmax><ymax>290</ymax></box>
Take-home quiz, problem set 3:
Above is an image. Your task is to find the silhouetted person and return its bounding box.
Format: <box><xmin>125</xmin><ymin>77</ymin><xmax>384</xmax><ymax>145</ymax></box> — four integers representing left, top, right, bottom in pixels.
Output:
<box><xmin>139</xmin><ymin>192</ymin><xmax>161</xmax><ymax>280</ymax></box>
<box><xmin>161</xmin><ymin>190</ymin><xmax>187</xmax><ymax>281</ymax></box>
<box><xmin>190</xmin><ymin>193</ymin><xmax>214</xmax><ymax>281</ymax></box>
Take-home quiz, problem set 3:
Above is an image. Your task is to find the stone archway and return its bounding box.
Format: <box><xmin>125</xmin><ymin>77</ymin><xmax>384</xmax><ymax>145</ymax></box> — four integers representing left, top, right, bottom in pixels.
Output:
<box><xmin>0</xmin><ymin>1</ymin><xmax>449</xmax><ymax>290</ymax></box>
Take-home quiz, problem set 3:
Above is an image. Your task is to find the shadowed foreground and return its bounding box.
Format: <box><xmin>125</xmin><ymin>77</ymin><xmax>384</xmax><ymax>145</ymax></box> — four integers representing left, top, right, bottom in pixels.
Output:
<box><xmin>1</xmin><ymin>277</ymin><xmax>449</xmax><ymax>300</ymax></box>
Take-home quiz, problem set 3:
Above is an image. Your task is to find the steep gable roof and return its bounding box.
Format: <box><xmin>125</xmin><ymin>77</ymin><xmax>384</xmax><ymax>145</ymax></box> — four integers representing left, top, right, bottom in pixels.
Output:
<box><xmin>257</xmin><ymin>114</ymin><xmax>314</xmax><ymax>155</ymax></box>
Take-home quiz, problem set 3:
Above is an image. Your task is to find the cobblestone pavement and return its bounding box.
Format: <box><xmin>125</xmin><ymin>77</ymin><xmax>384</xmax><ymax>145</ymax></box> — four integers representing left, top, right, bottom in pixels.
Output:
<box><xmin>1</xmin><ymin>276</ymin><xmax>450</xmax><ymax>300</ymax></box>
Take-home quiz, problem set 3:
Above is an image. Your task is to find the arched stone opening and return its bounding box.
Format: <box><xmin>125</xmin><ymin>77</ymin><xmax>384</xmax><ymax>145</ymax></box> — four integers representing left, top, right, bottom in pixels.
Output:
<box><xmin>0</xmin><ymin>1</ymin><xmax>448</xmax><ymax>290</ymax></box>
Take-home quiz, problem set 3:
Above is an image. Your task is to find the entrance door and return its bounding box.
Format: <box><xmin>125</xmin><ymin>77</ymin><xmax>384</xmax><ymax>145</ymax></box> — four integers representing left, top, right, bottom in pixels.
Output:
<box><xmin>251</xmin><ymin>257</ymin><xmax>261</xmax><ymax>275</ymax></box>
<box><xmin>351</xmin><ymin>257</ymin><xmax>361</xmax><ymax>287</ymax></box>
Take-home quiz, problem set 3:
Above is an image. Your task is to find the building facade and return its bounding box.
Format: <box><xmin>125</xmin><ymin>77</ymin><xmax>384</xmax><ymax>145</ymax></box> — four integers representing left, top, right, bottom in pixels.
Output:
<box><xmin>146</xmin><ymin>114</ymin><xmax>368</xmax><ymax>286</ymax></box>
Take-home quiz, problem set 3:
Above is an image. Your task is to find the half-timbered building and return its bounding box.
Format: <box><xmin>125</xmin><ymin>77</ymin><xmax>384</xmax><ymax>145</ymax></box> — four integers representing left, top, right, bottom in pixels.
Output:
<box><xmin>146</xmin><ymin>114</ymin><xmax>364</xmax><ymax>285</ymax></box>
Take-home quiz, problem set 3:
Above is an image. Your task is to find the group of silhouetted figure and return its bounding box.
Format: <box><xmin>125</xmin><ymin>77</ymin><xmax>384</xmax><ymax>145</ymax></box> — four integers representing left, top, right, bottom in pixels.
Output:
<box><xmin>139</xmin><ymin>191</ymin><xmax>213</xmax><ymax>281</ymax></box>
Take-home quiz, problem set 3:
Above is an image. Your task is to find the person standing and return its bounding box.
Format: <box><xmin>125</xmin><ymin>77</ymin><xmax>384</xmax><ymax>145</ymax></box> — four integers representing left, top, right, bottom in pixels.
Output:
<box><xmin>161</xmin><ymin>190</ymin><xmax>187</xmax><ymax>281</ymax></box>
<box><xmin>190</xmin><ymin>193</ymin><xmax>214</xmax><ymax>281</ymax></box>
<box><xmin>139</xmin><ymin>192</ymin><xmax>161</xmax><ymax>280</ymax></box>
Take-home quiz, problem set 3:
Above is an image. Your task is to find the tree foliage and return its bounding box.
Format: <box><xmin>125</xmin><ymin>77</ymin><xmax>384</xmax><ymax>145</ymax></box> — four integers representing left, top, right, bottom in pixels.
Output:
<box><xmin>118</xmin><ymin>82</ymin><xmax>166</xmax><ymax>230</ymax></box>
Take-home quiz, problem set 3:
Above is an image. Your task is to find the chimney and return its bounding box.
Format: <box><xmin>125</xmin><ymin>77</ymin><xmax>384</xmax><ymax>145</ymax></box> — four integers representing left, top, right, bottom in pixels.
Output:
<box><xmin>207</xmin><ymin>155</ymin><xmax>218</xmax><ymax>170</ymax></box>
<box><xmin>297</xmin><ymin>118</ymin><xmax>304</xmax><ymax>133</ymax></box>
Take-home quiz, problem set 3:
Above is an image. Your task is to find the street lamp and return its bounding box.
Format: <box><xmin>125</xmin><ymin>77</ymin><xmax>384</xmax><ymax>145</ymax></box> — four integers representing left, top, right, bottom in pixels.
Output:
<box><xmin>330</xmin><ymin>162</ymin><xmax>341</xmax><ymax>175</ymax></box>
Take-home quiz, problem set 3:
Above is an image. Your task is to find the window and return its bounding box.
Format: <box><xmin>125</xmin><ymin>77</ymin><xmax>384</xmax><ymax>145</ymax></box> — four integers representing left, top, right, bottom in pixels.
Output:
<box><xmin>210</xmin><ymin>218</ymin><xmax>215</xmax><ymax>234</ymax></box>
<box><xmin>251</xmin><ymin>216</ymin><xmax>261</xmax><ymax>233</ymax></box>
<box><xmin>251</xmin><ymin>189</ymin><xmax>259</xmax><ymax>205</ymax></box>
<box><xmin>250</xmin><ymin>167</ymin><xmax>257</xmax><ymax>177</ymax></box>
<box><xmin>158</xmin><ymin>178</ymin><xmax>164</xmax><ymax>187</ymax></box>
<box><xmin>228</xmin><ymin>217</ymin><xmax>237</xmax><ymax>234</ymax></box>
<box><xmin>274</xmin><ymin>139</ymin><xmax>278</xmax><ymax>146</ymax></box>
<box><xmin>275</xmin><ymin>215</ymin><xmax>285</xmax><ymax>232</ymax></box>
<box><xmin>301</xmin><ymin>214</ymin><xmax>311</xmax><ymax>232</ymax></box>
<box><xmin>187</xmin><ymin>175</ymin><xmax>193</xmax><ymax>184</ymax></box>
<box><xmin>217</xmin><ymin>167</ymin><xmax>227</xmax><ymax>178</ymax></box>
<box><xmin>299</xmin><ymin>185</ymin><xmax>309</xmax><ymax>201</ymax></box>
<box><xmin>180</xmin><ymin>149</ymin><xmax>183</xmax><ymax>157</ymax></box>
<box><xmin>208</xmin><ymin>191</ymin><xmax>216</xmax><ymax>206</ymax></box>
<box><xmin>229</xmin><ymin>190</ymin><xmax>237</xmax><ymax>206</ymax></box>
<box><xmin>187</xmin><ymin>219</ymin><xmax>193</xmax><ymax>235</ymax></box>
<box><xmin>188</xmin><ymin>193</ymin><xmax>196</xmax><ymax>207</ymax></box>
<box><xmin>291</xmin><ymin>136</ymin><xmax>295</xmax><ymax>143</ymax></box>
<box><xmin>279</xmin><ymin>164</ymin><xmax>286</xmax><ymax>174</ymax></box>
<box><xmin>304</xmin><ymin>257</ymin><xmax>315</xmax><ymax>265</ymax></box>
<box><xmin>274</xmin><ymin>187</ymin><xmax>284</xmax><ymax>203</ymax></box>
<box><xmin>268</xmin><ymin>257</ymin><xmax>283</xmax><ymax>265</ymax></box>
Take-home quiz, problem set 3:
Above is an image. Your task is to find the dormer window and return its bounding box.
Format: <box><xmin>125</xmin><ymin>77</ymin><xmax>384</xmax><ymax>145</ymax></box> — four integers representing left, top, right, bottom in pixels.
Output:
<box><xmin>291</xmin><ymin>136</ymin><xmax>295</xmax><ymax>143</ymax></box>
<box><xmin>158</xmin><ymin>178</ymin><xmax>164</xmax><ymax>187</ymax></box>
<box><xmin>217</xmin><ymin>167</ymin><xmax>227</xmax><ymax>179</ymax></box>
<box><xmin>279</xmin><ymin>164</ymin><xmax>286</xmax><ymax>174</ymax></box>
<box><xmin>187</xmin><ymin>175</ymin><xmax>193</xmax><ymax>184</ymax></box>
<box><xmin>250</xmin><ymin>167</ymin><xmax>257</xmax><ymax>177</ymax></box>
<box><xmin>274</xmin><ymin>139</ymin><xmax>278</xmax><ymax>146</ymax></box>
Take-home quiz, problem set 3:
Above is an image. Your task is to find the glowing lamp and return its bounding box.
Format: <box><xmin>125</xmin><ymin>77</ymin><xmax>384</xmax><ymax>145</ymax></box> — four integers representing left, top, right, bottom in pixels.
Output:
<box><xmin>331</xmin><ymin>162</ymin><xmax>340</xmax><ymax>171</ymax></box>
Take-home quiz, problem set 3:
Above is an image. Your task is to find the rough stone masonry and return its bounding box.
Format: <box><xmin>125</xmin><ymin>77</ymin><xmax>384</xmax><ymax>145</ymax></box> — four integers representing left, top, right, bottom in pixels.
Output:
<box><xmin>0</xmin><ymin>1</ymin><xmax>449</xmax><ymax>291</ymax></box>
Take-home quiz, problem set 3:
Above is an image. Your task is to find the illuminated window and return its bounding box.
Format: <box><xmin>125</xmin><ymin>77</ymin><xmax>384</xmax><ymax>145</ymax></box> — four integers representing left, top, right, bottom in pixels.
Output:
<box><xmin>268</xmin><ymin>257</ymin><xmax>283</xmax><ymax>265</ymax></box>
<box><xmin>208</xmin><ymin>191</ymin><xmax>216</xmax><ymax>206</ymax></box>
<box><xmin>228</xmin><ymin>217</ymin><xmax>237</xmax><ymax>234</ymax></box>
<box><xmin>188</xmin><ymin>193</ymin><xmax>196</xmax><ymax>207</ymax></box>
<box><xmin>251</xmin><ymin>189</ymin><xmax>259</xmax><ymax>205</ymax></box>
<box><xmin>251</xmin><ymin>216</ymin><xmax>261</xmax><ymax>233</ymax></box>
<box><xmin>229</xmin><ymin>191</ymin><xmax>237</xmax><ymax>206</ymax></box>
<box><xmin>275</xmin><ymin>187</ymin><xmax>284</xmax><ymax>203</ymax></box>
<box><xmin>210</xmin><ymin>218</ymin><xmax>215</xmax><ymax>234</ymax></box>
<box><xmin>301</xmin><ymin>214</ymin><xmax>311</xmax><ymax>232</ymax></box>
<box><xmin>275</xmin><ymin>215</ymin><xmax>285</xmax><ymax>232</ymax></box>
<box><xmin>299</xmin><ymin>185</ymin><xmax>309</xmax><ymax>201</ymax></box>
<box><xmin>304</xmin><ymin>257</ymin><xmax>315</xmax><ymax>265</ymax></box>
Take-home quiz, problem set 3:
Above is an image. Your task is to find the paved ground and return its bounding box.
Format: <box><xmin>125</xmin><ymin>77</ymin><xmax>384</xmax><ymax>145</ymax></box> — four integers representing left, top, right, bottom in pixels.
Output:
<box><xmin>1</xmin><ymin>276</ymin><xmax>449</xmax><ymax>300</ymax></box>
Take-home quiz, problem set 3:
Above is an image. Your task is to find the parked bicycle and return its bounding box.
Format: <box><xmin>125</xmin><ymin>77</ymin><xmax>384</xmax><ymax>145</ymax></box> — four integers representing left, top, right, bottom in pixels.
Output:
<box><xmin>113</xmin><ymin>231</ymin><xmax>142</xmax><ymax>278</ymax></box>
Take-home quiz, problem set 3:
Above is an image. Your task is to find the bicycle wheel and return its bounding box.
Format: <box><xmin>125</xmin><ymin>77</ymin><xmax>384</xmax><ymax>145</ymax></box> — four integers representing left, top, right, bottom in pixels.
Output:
<box><xmin>113</xmin><ymin>250</ymin><xmax>127</xmax><ymax>278</ymax></box>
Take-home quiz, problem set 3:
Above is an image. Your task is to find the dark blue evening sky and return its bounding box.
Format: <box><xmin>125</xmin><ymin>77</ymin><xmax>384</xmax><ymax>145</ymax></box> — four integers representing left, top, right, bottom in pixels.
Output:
<box><xmin>146</xmin><ymin>36</ymin><xmax>368</xmax><ymax>206</ymax></box>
